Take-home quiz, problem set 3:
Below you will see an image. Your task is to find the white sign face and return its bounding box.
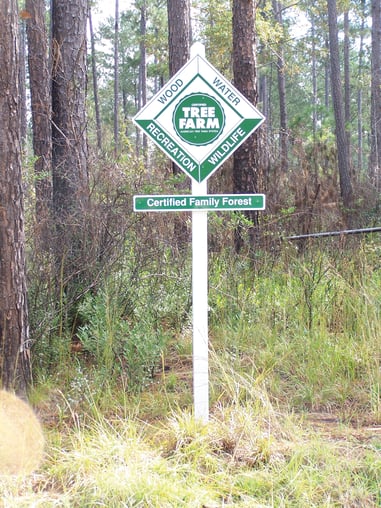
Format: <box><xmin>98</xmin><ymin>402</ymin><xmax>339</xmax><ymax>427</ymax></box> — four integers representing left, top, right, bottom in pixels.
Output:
<box><xmin>133</xmin><ymin>53</ymin><xmax>265</xmax><ymax>183</ymax></box>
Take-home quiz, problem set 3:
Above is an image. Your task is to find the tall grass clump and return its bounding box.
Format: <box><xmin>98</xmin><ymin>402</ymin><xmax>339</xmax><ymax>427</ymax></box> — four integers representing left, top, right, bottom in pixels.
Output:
<box><xmin>1</xmin><ymin>372</ymin><xmax>379</xmax><ymax>507</ymax></box>
<box><xmin>209</xmin><ymin>238</ymin><xmax>381</xmax><ymax>420</ymax></box>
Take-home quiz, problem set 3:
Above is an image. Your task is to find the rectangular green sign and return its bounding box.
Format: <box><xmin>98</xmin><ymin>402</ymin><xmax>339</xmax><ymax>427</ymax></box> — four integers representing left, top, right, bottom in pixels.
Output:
<box><xmin>134</xmin><ymin>194</ymin><xmax>265</xmax><ymax>212</ymax></box>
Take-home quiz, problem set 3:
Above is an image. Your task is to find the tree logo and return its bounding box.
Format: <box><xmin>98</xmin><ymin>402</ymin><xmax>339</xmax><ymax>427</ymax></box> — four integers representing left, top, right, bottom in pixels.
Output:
<box><xmin>173</xmin><ymin>93</ymin><xmax>225</xmax><ymax>146</ymax></box>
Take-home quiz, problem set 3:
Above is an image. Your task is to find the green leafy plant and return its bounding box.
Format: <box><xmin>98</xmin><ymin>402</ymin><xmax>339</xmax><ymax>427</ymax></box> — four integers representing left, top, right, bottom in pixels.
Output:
<box><xmin>77</xmin><ymin>285</ymin><xmax>167</xmax><ymax>391</ymax></box>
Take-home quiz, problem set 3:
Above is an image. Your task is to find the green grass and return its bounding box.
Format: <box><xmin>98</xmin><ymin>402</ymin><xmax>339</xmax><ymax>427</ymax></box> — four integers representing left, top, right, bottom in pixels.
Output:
<box><xmin>0</xmin><ymin>382</ymin><xmax>380</xmax><ymax>507</ymax></box>
<box><xmin>3</xmin><ymin>240</ymin><xmax>381</xmax><ymax>506</ymax></box>
<box><xmin>209</xmin><ymin>243</ymin><xmax>381</xmax><ymax>418</ymax></box>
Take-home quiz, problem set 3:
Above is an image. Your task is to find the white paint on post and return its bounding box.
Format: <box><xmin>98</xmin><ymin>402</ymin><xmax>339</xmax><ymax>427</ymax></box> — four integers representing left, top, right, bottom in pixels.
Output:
<box><xmin>191</xmin><ymin>41</ymin><xmax>205</xmax><ymax>59</ymax></box>
<box><xmin>190</xmin><ymin>42</ymin><xmax>209</xmax><ymax>423</ymax></box>
<box><xmin>192</xmin><ymin>179</ymin><xmax>209</xmax><ymax>422</ymax></box>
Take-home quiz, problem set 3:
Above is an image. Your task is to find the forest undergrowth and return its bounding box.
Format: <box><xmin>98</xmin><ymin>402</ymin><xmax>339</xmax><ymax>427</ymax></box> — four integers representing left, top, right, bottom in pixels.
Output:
<box><xmin>2</xmin><ymin>223</ymin><xmax>381</xmax><ymax>506</ymax></box>
<box><xmin>0</xmin><ymin>187</ymin><xmax>381</xmax><ymax>508</ymax></box>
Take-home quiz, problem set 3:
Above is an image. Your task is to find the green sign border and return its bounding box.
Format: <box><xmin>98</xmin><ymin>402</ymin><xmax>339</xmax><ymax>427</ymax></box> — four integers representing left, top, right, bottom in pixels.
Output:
<box><xmin>135</xmin><ymin>65</ymin><xmax>264</xmax><ymax>183</ymax></box>
<box><xmin>134</xmin><ymin>194</ymin><xmax>266</xmax><ymax>212</ymax></box>
<box><xmin>135</xmin><ymin>118</ymin><xmax>263</xmax><ymax>183</ymax></box>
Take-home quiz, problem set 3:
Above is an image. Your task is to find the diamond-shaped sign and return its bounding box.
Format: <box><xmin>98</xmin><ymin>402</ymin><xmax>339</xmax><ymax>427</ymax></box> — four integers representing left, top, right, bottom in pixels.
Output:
<box><xmin>133</xmin><ymin>51</ymin><xmax>265</xmax><ymax>183</ymax></box>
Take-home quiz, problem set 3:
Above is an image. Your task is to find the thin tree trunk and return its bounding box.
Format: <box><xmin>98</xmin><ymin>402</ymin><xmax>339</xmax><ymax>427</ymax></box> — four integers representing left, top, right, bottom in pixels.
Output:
<box><xmin>89</xmin><ymin>6</ymin><xmax>102</xmax><ymax>152</ymax></box>
<box><xmin>272</xmin><ymin>0</ymin><xmax>288</xmax><ymax>172</ymax></box>
<box><xmin>311</xmin><ymin>15</ymin><xmax>318</xmax><ymax>137</ymax></box>
<box><xmin>327</xmin><ymin>0</ymin><xmax>353</xmax><ymax>210</ymax></box>
<box><xmin>344</xmin><ymin>10</ymin><xmax>351</xmax><ymax>160</ymax></box>
<box><xmin>139</xmin><ymin>1</ymin><xmax>148</xmax><ymax>163</ymax></box>
<box><xmin>357</xmin><ymin>0</ymin><xmax>366</xmax><ymax>173</ymax></box>
<box><xmin>370</xmin><ymin>0</ymin><xmax>381</xmax><ymax>188</ymax></box>
<box><xmin>259</xmin><ymin>74</ymin><xmax>268</xmax><ymax>121</ymax></box>
<box><xmin>25</xmin><ymin>0</ymin><xmax>53</xmax><ymax>241</ymax></box>
<box><xmin>114</xmin><ymin>0</ymin><xmax>120</xmax><ymax>158</ymax></box>
<box><xmin>324</xmin><ymin>38</ymin><xmax>330</xmax><ymax>110</ymax></box>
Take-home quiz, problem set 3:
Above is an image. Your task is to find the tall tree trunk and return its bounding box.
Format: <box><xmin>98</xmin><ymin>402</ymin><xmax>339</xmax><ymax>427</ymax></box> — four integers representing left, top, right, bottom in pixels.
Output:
<box><xmin>52</xmin><ymin>0</ymin><xmax>89</xmax><ymax>215</ymax></box>
<box><xmin>370</xmin><ymin>0</ymin><xmax>381</xmax><ymax>189</ymax></box>
<box><xmin>139</xmin><ymin>0</ymin><xmax>148</xmax><ymax>163</ymax></box>
<box><xmin>0</xmin><ymin>0</ymin><xmax>32</xmax><ymax>395</ymax></box>
<box><xmin>51</xmin><ymin>0</ymin><xmax>89</xmax><ymax>321</ymax></box>
<box><xmin>25</xmin><ymin>0</ymin><xmax>53</xmax><ymax>241</ymax></box>
<box><xmin>167</xmin><ymin>0</ymin><xmax>191</xmax><ymax>176</ymax></box>
<box><xmin>343</xmin><ymin>10</ymin><xmax>351</xmax><ymax>161</ymax></box>
<box><xmin>232</xmin><ymin>0</ymin><xmax>262</xmax><ymax>252</ymax></box>
<box><xmin>154</xmin><ymin>27</ymin><xmax>162</xmax><ymax>94</ymax></box>
<box><xmin>167</xmin><ymin>0</ymin><xmax>190</xmax><ymax>80</ymax></box>
<box><xmin>311</xmin><ymin>15</ymin><xmax>318</xmax><ymax>137</ymax></box>
<box><xmin>327</xmin><ymin>0</ymin><xmax>353</xmax><ymax>210</ymax></box>
<box><xmin>272</xmin><ymin>0</ymin><xmax>288</xmax><ymax>172</ymax></box>
<box><xmin>324</xmin><ymin>38</ymin><xmax>330</xmax><ymax>110</ymax></box>
<box><xmin>114</xmin><ymin>0</ymin><xmax>120</xmax><ymax>158</ymax></box>
<box><xmin>167</xmin><ymin>0</ymin><xmax>191</xmax><ymax>246</ymax></box>
<box><xmin>88</xmin><ymin>5</ymin><xmax>102</xmax><ymax>152</ymax></box>
<box><xmin>357</xmin><ymin>0</ymin><xmax>366</xmax><ymax>173</ymax></box>
<box><xmin>259</xmin><ymin>74</ymin><xmax>269</xmax><ymax>122</ymax></box>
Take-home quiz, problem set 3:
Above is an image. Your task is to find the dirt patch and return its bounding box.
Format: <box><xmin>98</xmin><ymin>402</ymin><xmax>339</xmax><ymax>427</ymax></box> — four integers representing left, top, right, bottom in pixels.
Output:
<box><xmin>305</xmin><ymin>411</ymin><xmax>381</xmax><ymax>443</ymax></box>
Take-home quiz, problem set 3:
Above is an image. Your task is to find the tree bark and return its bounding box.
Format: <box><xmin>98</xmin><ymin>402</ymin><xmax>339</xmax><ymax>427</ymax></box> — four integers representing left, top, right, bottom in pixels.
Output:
<box><xmin>52</xmin><ymin>0</ymin><xmax>89</xmax><ymax>216</ymax></box>
<box><xmin>357</xmin><ymin>0</ymin><xmax>366</xmax><ymax>173</ymax></box>
<box><xmin>370</xmin><ymin>0</ymin><xmax>381</xmax><ymax>189</ymax></box>
<box><xmin>167</xmin><ymin>0</ymin><xmax>190</xmax><ymax>177</ymax></box>
<box><xmin>114</xmin><ymin>0</ymin><xmax>120</xmax><ymax>158</ymax></box>
<box><xmin>272</xmin><ymin>0</ymin><xmax>288</xmax><ymax>172</ymax></box>
<box><xmin>88</xmin><ymin>5</ymin><xmax>102</xmax><ymax>152</ymax></box>
<box><xmin>327</xmin><ymin>0</ymin><xmax>353</xmax><ymax>210</ymax></box>
<box><xmin>343</xmin><ymin>11</ymin><xmax>351</xmax><ymax>160</ymax></box>
<box><xmin>167</xmin><ymin>0</ymin><xmax>191</xmax><ymax>246</ymax></box>
<box><xmin>167</xmin><ymin>0</ymin><xmax>190</xmax><ymax>79</ymax></box>
<box><xmin>25</xmin><ymin>0</ymin><xmax>53</xmax><ymax>238</ymax></box>
<box><xmin>0</xmin><ymin>0</ymin><xmax>32</xmax><ymax>395</ymax></box>
<box><xmin>232</xmin><ymin>0</ymin><xmax>262</xmax><ymax>251</ymax></box>
<box><xmin>139</xmin><ymin>0</ymin><xmax>148</xmax><ymax>162</ymax></box>
<box><xmin>51</xmin><ymin>0</ymin><xmax>89</xmax><ymax>318</ymax></box>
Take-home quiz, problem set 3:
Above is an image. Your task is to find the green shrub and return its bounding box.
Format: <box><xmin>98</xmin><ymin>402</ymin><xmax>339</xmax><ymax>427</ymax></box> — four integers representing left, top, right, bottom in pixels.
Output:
<box><xmin>77</xmin><ymin>286</ymin><xmax>167</xmax><ymax>390</ymax></box>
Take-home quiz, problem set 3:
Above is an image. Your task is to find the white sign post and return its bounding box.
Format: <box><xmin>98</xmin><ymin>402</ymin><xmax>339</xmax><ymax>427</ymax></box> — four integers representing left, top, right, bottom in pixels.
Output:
<box><xmin>192</xmin><ymin>178</ymin><xmax>209</xmax><ymax>421</ymax></box>
<box><xmin>191</xmin><ymin>43</ymin><xmax>208</xmax><ymax>422</ymax></box>
<box><xmin>133</xmin><ymin>42</ymin><xmax>265</xmax><ymax>422</ymax></box>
